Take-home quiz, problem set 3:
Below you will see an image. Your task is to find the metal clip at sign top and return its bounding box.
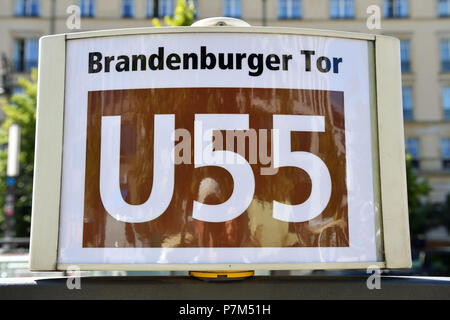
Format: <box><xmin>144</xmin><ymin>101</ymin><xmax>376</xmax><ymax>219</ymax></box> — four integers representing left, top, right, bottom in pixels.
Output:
<box><xmin>192</xmin><ymin>17</ymin><xmax>251</xmax><ymax>27</ymax></box>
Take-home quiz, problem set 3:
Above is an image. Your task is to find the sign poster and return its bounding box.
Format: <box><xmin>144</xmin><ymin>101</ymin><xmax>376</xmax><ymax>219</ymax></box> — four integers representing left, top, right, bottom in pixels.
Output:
<box><xmin>58</xmin><ymin>33</ymin><xmax>380</xmax><ymax>266</ymax></box>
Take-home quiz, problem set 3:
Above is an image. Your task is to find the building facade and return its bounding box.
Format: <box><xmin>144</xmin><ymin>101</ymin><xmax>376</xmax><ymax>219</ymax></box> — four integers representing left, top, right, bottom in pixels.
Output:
<box><xmin>1</xmin><ymin>0</ymin><xmax>450</xmax><ymax>202</ymax></box>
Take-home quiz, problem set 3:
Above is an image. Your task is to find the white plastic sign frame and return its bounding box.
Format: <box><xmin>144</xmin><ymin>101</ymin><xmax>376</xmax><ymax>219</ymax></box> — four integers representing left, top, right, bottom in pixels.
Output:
<box><xmin>29</xmin><ymin>26</ymin><xmax>410</xmax><ymax>271</ymax></box>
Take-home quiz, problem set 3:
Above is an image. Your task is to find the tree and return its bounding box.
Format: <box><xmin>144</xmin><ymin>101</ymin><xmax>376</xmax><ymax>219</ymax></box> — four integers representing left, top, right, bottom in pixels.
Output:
<box><xmin>405</xmin><ymin>153</ymin><xmax>431</xmax><ymax>240</ymax></box>
<box><xmin>406</xmin><ymin>152</ymin><xmax>450</xmax><ymax>244</ymax></box>
<box><xmin>0</xmin><ymin>70</ymin><xmax>37</xmax><ymax>237</ymax></box>
<box><xmin>406</xmin><ymin>153</ymin><xmax>431</xmax><ymax>216</ymax></box>
<box><xmin>152</xmin><ymin>0</ymin><xmax>196</xmax><ymax>27</ymax></box>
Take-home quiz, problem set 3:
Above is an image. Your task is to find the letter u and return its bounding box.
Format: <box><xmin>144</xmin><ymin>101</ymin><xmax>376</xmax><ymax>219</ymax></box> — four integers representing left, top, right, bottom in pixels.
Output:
<box><xmin>99</xmin><ymin>114</ymin><xmax>175</xmax><ymax>223</ymax></box>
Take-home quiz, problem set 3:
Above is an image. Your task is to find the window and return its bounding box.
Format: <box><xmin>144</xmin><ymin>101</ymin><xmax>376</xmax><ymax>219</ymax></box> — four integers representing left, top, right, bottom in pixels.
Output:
<box><xmin>192</xmin><ymin>0</ymin><xmax>199</xmax><ymax>18</ymax></box>
<box><xmin>406</xmin><ymin>138</ymin><xmax>420</xmax><ymax>169</ymax></box>
<box><xmin>148</xmin><ymin>0</ymin><xmax>189</xmax><ymax>18</ymax></box>
<box><xmin>278</xmin><ymin>0</ymin><xmax>302</xmax><ymax>19</ymax></box>
<box><xmin>15</xmin><ymin>0</ymin><xmax>40</xmax><ymax>17</ymax></box>
<box><xmin>384</xmin><ymin>0</ymin><xmax>408</xmax><ymax>18</ymax></box>
<box><xmin>439</xmin><ymin>0</ymin><xmax>450</xmax><ymax>17</ymax></box>
<box><xmin>147</xmin><ymin>0</ymin><xmax>156</xmax><ymax>17</ymax></box>
<box><xmin>330</xmin><ymin>0</ymin><xmax>354</xmax><ymax>19</ymax></box>
<box><xmin>443</xmin><ymin>87</ymin><xmax>450</xmax><ymax>120</ymax></box>
<box><xmin>79</xmin><ymin>0</ymin><xmax>95</xmax><ymax>17</ymax></box>
<box><xmin>441</xmin><ymin>139</ymin><xmax>450</xmax><ymax>169</ymax></box>
<box><xmin>224</xmin><ymin>0</ymin><xmax>241</xmax><ymax>18</ymax></box>
<box><xmin>160</xmin><ymin>0</ymin><xmax>175</xmax><ymax>17</ymax></box>
<box><xmin>400</xmin><ymin>40</ymin><xmax>411</xmax><ymax>73</ymax></box>
<box><xmin>441</xmin><ymin>40</ymin><xmax>450</xmax><ymax>72</ymax></box>
<box><xmin>123</xmin><ymin>0</ymin><xmax>134</xmax><ymax>18</ymax></box>
<box><xmin>13</xmin><ymin>38</ymin><xmax>39</xmax><ymax>73</ymax></box>
<box><xmin>402</xmin><ymin>86</ymin><xmax>413</xmax><ymax>121</ymax></box>
<box><xmin>12</xmin><ymin>87</ymin><xmax>25</xmax><ymax>95</ymax></box>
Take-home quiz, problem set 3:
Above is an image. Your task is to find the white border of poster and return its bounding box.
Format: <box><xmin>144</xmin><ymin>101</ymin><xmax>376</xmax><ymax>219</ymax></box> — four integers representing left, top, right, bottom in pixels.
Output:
<box><xmin>59</xmin><ymin>33</ymin><xmax>375</xmax><ymax>265</ymax></box>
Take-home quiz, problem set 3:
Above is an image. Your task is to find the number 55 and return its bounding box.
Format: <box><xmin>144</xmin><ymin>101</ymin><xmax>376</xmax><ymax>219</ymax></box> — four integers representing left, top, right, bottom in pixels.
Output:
<box><xmin>99</xmin><ymin>114</ymin><xmax>331</xmax><ymax>223</ymax></box>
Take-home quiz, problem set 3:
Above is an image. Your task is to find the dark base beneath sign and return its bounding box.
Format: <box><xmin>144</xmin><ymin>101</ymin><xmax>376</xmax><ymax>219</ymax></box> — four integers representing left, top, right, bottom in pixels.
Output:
<box><xmin>0</xmin><ymin>276</ymin><xmax>449</xmax><ymax>300</ymax></box>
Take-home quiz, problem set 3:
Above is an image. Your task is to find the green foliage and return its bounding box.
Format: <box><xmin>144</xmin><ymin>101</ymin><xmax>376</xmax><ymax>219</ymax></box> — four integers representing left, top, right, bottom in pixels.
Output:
<box><xmin>152</xmin><ymin>0</ymin><xmax>196</xmax><ymax>27</ymax></box>
<box><xmin>410</xmin><ymin>193</ymin><xmax>450</xmax><ymax>239</ymax></box>
<box><xmin>409</xmin><ymin>192</ymin><xmax>450</xmax><ymax>274</ymax></box>
<box><xmin>406</xmin><ymin>152</ymin><xmax>431</xmax><ymax>240</ymax></box>
<box><xmin>406</xmin><ymin>153</ymin><xmax>431</xmax><ymax>216</ymax></box>
<box><xmin>0</xmin><ymin>69</ymin><xmax>37</xmax><ymax>237</ymax></box>
<box><xmin>440</xmin><ymin>195</ymin><xmax>450</xmax><ymax>232</ymax></box>
<box><xmin>406</xmin><ymin>152</ymin><xmax>450</xmax><ymax>242</ymax></box>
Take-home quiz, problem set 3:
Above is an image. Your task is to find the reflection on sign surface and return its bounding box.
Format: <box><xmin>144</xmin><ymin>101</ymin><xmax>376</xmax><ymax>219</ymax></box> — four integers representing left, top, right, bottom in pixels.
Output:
<box><xmin>83</xmin><ymin>88</ymin><xmax>348</xmax><ymax>248</ymax></box>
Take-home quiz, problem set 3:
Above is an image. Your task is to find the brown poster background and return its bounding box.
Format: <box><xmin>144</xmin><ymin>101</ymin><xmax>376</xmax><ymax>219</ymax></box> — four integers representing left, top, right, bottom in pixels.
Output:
<box><xmin>83</xmin><ymin>88</ymin><xmax>348</xmax><ymax>248</ymax></box>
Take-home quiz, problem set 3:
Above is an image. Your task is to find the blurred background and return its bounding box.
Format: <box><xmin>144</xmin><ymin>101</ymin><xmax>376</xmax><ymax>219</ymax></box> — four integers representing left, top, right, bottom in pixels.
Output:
<box><xmin>0</xmin><ymin>0</ymin><xmax>449</xmax><ymax>278</ymax></box>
